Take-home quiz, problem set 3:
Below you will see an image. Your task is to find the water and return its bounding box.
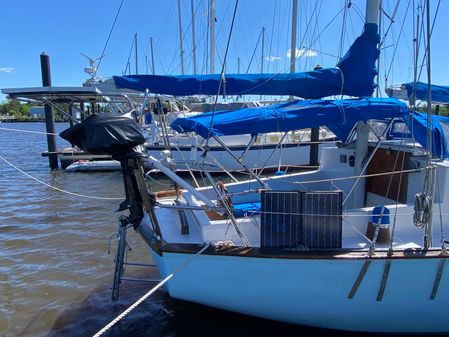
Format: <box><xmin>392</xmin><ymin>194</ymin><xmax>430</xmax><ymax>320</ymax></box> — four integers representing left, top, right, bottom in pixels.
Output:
<box><xmin>0</xmin><ymin>123</ymin><xmax>399</xmax><ymax>337</ymax></box>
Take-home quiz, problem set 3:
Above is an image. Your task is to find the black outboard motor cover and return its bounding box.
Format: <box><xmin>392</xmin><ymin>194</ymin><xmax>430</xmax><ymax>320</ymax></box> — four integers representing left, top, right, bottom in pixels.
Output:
<box><xmin>60</xmin><ymin>114</ymin><xmax>145</xmax><ymax>155</ymax></box>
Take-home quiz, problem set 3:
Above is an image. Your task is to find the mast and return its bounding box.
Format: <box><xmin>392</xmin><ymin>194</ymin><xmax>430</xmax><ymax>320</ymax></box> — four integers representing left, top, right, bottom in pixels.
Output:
<box><xmin>134</xmin><ymin>33</ymin><xmax>138</xmax><ymax>75</ymax></box>
<box><xmin>375</xmin><ymin>1</ymin><xmax>382</xmax><ymax>97</ymax></box>
<box><xmin>351</xmin><ymin>0</ymin><xmax>380</xmax><ymax>209</ymax></box>
<box><xmin>177</xmin><ymin>0</ymin><xmax>185</xmax><ymax>75</ymax></box>
<box><xmin>261</xmin><ymin>27</ymin><xmax>265</xmax><ymax>73</ymax></box>
<box><xmin>289</xmin><ymin>0</ymin><xmax>298</xmax><ymax>74</ymax></box>
<box><xmin>150</xmin><ymin>37</ymin><xmax>156</xmax><ymax>75</ymax></box>
<box><xmin>191</xmin><ymin>0</ymin><xmax>197</xmax><ymax>74</ymax></box>
<box><xmin>424</xmin><ymin>0</ymin><xmax>433</xmax><ymax>249</ymax></box>
<box><xmin>365</xmin><ymin>0</ymin><xmax>380</xmax><ymax>25</ymax></box>
<box><xmin>145</xmin><ymin>55</ymin><xmax>149</xmax><ymax>74</ymax></box>
<box><xmin>209</xmin><ymin>0</ymin><xmax>216</xmax><ymax>74</ymax></box>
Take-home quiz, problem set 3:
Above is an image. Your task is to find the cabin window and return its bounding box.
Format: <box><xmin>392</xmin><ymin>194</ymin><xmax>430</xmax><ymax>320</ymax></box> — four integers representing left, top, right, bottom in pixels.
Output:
<box><xmin>390</xmin><ymin>122</ymin><xmax>411</xmax><ymax>139</ymax></box>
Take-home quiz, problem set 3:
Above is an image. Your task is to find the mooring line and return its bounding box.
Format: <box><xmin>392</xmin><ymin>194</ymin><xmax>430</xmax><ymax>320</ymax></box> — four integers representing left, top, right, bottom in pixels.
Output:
<box><xmin>0</xmin><ymin>126</ymin><xmax>58</xmax><ymax>136</ymax></box>
<box><xmin>0</xmin><ymin>155</ymin><xmax>122</xmax><ymax>200</ymax></box>
<box><xmin>93</xmin><ymin>243</ymin><xmax>210</xmax><ymax>337</ymax></box>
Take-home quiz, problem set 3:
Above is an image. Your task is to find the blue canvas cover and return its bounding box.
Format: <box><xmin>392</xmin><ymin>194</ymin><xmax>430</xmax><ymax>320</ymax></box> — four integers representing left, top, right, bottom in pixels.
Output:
<box><xmin>407</xmin><ymin>112</ymin><xmax>449</xmax><ymax>158</ymax></box>
<box><xmin>113</xmin><ymin>24</ymin><xmax>379</xmax><ymax>99</ymax></box>
<box><xmin>170</xmin><ymin>98</ymin><xmax>408</xmax><ymax>141</ymax></box>
<box><xmin>403</xmin><ymin>82</ymin><xmax>449</xmax><ymax>104</ymax></box>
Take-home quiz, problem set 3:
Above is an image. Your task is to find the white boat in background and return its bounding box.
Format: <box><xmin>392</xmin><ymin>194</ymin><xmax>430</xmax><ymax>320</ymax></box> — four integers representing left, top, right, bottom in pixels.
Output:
<box><xmin>65</xmin><ymin>159</ymin><xmax>121</xmax><ymax>172</ymax></box>
<box><xmin>1</xmin><ymin>83</ymin><xmax>334</xmax><ymax>173</ymax></box>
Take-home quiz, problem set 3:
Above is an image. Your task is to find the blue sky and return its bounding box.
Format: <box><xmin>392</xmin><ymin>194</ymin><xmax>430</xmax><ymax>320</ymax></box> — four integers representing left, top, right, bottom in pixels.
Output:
<box><xmin>0</xmin><ymin>0</ymin><xmax>447</xmax><ymax>101</ymax></box>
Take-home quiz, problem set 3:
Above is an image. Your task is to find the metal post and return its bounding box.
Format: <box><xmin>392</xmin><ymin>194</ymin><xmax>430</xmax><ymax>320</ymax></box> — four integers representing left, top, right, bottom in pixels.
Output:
<box><xmin>80</xmin><ymin>102</ymin><xmax>85</xmax><ymax>121</ymax></box>
<box><xmin>237</xmin><ymin>58</ymin><xmax>240</xmax><ymax>74</ymax></box>
<box><xmin>177</xmin><ymin>0</ymin><xmax>185</xmax><ymax>75</ymax></box>
<box><xmin>91</xmin><ymin>101</ymin><xmax>95</xmax><ymax>115</ymax></box>
<box><xmin>68</xmin><ymin>104</ymin><xmax>74</xmax><ymax>128</ymax></box>
<box><xmin>309</xmin><ymin>127</ymin><xmax>319</xmax><ymax>166</ymax></box>
<box><xmin>310</xmin><ymin>63</ymin><xmax>322</xmax><ymax>166</ymax></box>
<box><xmin>40</xmin><ymin>52</ymin><xmax>58</xmax><ymax>170</ymax></box>
<box><xmin>191</xmin><ymin>0</ymin><xmax>197</xmax><ymax>74</ymax></box>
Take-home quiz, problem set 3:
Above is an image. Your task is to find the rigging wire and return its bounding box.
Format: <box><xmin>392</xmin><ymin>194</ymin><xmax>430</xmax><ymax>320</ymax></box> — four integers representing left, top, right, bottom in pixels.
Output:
<box><xmin>379</xmin><ymin>0</ymin><xmax>401</xmax><ymax>48</ymax></box>
<box><xmin>416</xmin><ymin>0</ymin><xmax>441</xmax><ymax>80</ymax></box>
<box><xmin>204</xmin><ymin>0</ymin><xmax>239</xmax><ymax>147</ymax></box>
<box><xmin>266</xmin><ymin>0</ymin><xmax>278</xmax><ymax>74</ymax></box>
<box><xmin>166</xmin><ymin>0</ymin><xmax>203</xmax><ymax>74</ymax></box>
<box><xmin>338</xmin><ymin>0</ymin><xmax>350</xmax><ymax>59</ymax></box>
<box><xmin>0</xmin><ymin>155</ymin><xmax>122</xmax><ymax>201</ymax></box>
<box><xmin>233</xmin><ymin>1</ymin><xmax>343</xmax><ymax>97</ymax></box>
<box><xmin>384</xmin><ymin>0</ymin><xmax>412</xmax><ymax>83</ymax></box>
<box><xmin>96</xmin><ymin>0</ymin><xmax>125</xmax><ymax>74</ymax></box>
<box><xmin>123</xmin><ymin>38</ymin><xmax>135</xmax><ymax>75</ymax></box>
<box><xmin>0</xmin><ymin>126</ymin><xmax>58</xmax><ymax>136</ymax></box>
<box><xmin>245</xmin><ymin>29</ymin><xmax>263</xmax><ymax>74</ymax></box>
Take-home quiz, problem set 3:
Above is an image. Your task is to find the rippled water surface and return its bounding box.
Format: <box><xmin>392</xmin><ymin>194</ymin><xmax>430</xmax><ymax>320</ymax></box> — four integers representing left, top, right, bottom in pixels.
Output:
<box><xmin>0</xmin><ymin>122</ymin><xmax>403</xmax><ymax>337</ymax></box>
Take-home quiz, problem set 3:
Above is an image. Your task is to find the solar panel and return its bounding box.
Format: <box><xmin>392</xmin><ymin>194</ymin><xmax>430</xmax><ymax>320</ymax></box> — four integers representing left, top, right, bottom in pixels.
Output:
<box><xmin>260</xmin><ymin>190</ymin><xmax>342</xmax><ymax>250</ymax></box>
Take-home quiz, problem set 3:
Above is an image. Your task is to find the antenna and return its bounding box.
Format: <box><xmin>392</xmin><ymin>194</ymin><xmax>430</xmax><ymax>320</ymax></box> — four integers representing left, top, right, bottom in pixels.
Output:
<box><xmin>80</xmin><ymin>52</ymin><xmax>104</xmax><ymax>80</ymax></box>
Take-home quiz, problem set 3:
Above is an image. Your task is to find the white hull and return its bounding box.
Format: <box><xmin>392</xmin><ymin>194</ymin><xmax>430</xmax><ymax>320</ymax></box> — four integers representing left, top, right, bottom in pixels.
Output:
<box><xmin>151</xmin><ymin>248</ymin><xmax>449</xmax><ymax>333</ymax></box>
<box><xmin>135</xmin><ymin>142</ymin><xmax>449</xmax><ymax>334</ymax></box>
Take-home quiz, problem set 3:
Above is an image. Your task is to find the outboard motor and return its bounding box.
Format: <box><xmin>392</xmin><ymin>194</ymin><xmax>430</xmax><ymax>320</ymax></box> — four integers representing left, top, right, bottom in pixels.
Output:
<box><xmin>60</xmin><ymin>113</ymin><xmax>151</xmax><ymax>225</ymax></box>
<box><xmin>60</xmin><ymin>114</ymin><xmax>161</xmax><ymax>301</ymax></box>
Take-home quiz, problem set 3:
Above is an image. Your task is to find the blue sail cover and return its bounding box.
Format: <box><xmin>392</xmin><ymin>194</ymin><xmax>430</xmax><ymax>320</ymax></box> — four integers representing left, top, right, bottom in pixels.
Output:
<box><xmin>170</xmin><ymin>98</ymin><xmax>408</xmax><ymax>141</ymax></box>
<box><xmin>114</xmin><ymin>24</ymin><xmax>379</xmax><ymax>99</ymax></box>
<box><xmin>403</xmin><ymin>82</ymin><xmax>449</xmax><ymax>104</ymax></box>
<box><xmin>407</xmin><ymin>112</ymin><xmax>449</xmax><ymax>158</ymax></box>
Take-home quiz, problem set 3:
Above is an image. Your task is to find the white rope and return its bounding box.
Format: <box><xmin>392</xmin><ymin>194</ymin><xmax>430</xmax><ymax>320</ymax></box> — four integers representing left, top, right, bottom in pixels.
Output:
<box><xmin>0</xmin><ymin>155</ymin><xmax>122</xmax><ymax>201</ymax></box>
<box><xmin>93</xmin><ymin>243</ymin><xmax>210</xmax><ymax>337</ymax></box>
<box><xmin>0</xmin><ymin>126</ymin><xmax>59</xmax><ymax>136</ymax></box>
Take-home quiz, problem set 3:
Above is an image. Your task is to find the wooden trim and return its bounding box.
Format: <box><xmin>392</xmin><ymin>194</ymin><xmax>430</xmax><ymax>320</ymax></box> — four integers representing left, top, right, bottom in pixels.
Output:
<box><xmin>157</xmin><ymin>242</ymin><xmax>449</xmax><ymax>261</ymax></box>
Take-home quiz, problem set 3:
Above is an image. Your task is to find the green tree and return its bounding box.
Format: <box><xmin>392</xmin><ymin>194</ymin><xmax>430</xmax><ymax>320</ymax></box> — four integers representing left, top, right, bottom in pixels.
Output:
<box><xmin>0</xmin><ymin>100</ymin><xmax>30</xmax><ymax>119</ymax></box>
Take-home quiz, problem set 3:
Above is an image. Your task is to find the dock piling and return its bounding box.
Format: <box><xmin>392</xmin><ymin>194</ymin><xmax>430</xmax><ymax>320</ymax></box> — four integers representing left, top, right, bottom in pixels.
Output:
<box><xmin>40</xmin><ymin>52</ymin><xmax>58</xmax><ymax>169</ymax></box>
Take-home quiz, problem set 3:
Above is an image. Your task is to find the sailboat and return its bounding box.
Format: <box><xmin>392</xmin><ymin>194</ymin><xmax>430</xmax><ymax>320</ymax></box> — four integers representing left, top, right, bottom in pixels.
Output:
<box><xmin>58</xmin><ymin>0</ymin><xmax>449</xmax><ymax>333</ymax></box>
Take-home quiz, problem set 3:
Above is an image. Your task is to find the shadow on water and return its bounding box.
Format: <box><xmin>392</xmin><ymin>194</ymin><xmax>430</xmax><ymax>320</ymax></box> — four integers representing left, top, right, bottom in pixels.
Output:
<box><xmin>41</xmin><ymin>269</ymin><xmax>418</xmax><ymax>337</ymax></box>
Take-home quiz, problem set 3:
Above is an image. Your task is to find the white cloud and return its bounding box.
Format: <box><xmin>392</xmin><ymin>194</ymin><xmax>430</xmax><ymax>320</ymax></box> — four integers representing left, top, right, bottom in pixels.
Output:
<box><xmin>0</xmin><ymin>67</ymin><xmax>14</xmax><ymax>73</ymax></box>
<box><xmin>264</xmin><ymin>55</ymin><xmax>281</xmax><ymax>62</ymax></box>
<box><xmin>286</xmin><ymin>48</ymin><xmax>317</xmax><ymax>59</ymax></box>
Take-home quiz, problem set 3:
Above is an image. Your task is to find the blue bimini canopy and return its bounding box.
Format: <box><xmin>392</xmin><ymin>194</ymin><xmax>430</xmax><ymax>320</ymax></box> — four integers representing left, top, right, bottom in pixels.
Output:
<box><xmin>403</xmin><ymin>82</ymin><xmax>449</xmax><ymax>105</ymax></box>
<box><xmin>113</xmin><ymin>24</ymin><xmax>379</xmax><ymax>99</ymax></box>
<box><xmin>407</xmin><ymin>112</ymin><xmax>449</xmax><ymax>158</ymax></box>
<box><xmin>170</xmin><ymin>98</ymin><xmax>408</xmax><ymax>141</ymax></box>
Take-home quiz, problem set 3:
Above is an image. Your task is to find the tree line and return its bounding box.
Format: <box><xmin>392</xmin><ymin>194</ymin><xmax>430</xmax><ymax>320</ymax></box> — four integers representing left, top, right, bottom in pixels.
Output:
<box><xmin>0</xmin><ymin>100</ymin><xmax>65</xmax><ymax>121</ymax></box>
